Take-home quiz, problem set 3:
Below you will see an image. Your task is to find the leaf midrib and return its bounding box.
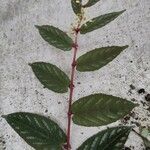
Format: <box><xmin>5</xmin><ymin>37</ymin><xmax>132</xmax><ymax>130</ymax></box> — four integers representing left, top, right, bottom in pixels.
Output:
<box><xmin>36</xmin><ymin>65</ymin><xmax>69</xmax><ymax>88</ymax></box>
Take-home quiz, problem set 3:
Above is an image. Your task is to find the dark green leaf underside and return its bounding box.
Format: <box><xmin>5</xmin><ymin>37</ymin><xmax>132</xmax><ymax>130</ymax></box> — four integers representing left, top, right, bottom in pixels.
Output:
<box><xmin>71</xmin><ymin>0</ymin><xmax>82</xmax><ymax>15</ymax></box>
<box><xmin>80</xmin><ymin>10</ymin><xmax>126</xmax><ymax>34</ymax></box>
<box><xmin>77</xmin><ymin>45</ymin><xmax>128</xmax><ymax>72</ymax></box>
<box><xmin>83</xmin><ymin>0</ymin><xmax>101</xmax><ymax>7</ymax></box>
<box><xmin>3</xmin><ymin>112</ymin><xmax>66</xmax><ymax>150</ymax></box>
<box><xmin>35</xmin><ymin>25</ymin><xmax>73</xmax><ymax>51</ymax></box>
<box><xmin>29</xmin><ymin>62</ymin><xmax>70</xmax><ymax>93</ymax></box>
<box><xmin>77</xmin><ymin>126</ymin><xmax>132</xmax><ymax>150</ymax></box>
<box><xmin>72</xmin><ymin>94</ymin><xmax>137</xmax><ymax>126</ymax></box>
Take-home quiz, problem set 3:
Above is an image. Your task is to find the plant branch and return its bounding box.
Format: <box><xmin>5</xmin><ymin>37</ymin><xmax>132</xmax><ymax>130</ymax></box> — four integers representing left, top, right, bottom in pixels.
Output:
<box><xmin>65</xmin><ymin>16</ymin><xmax>83</xmax><ymax>150</ymax></box>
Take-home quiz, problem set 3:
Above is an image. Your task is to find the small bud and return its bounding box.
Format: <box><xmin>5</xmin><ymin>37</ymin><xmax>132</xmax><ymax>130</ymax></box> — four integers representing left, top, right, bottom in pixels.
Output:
<box><xmin>72</xmin><ymin>61</ymin><xmax>77</xmax><ymax>67</ymax></box>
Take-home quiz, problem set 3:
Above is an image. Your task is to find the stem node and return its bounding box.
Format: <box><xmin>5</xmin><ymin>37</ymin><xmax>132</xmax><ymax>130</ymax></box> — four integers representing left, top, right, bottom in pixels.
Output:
<box><xmin>72</xmin><ymin>43</ymin><xmax>78</xmax><ymax>49</ymax></box>
<box><xmin>66</xmin><ymin>16</ymin><xmax>83</xmax><ymax>150</ymax></box>
<box><xmin>74</xmin><ymin>28</ymin><xmax>80</xmax><ymax>34</ymax></box>
<box><xmin>71</xmin><ymin>61</ymin><xmax>77</xmax><ymax>67</ymax></box>
<box><xmin>68</xmin><ymin>112</ymin><xmax>73</xmax><ymax>116</ymax></box>
<box><xmin>69</xmin><ymin>83</ymin><xmax>75</xmax><ymax>89</ymax></box>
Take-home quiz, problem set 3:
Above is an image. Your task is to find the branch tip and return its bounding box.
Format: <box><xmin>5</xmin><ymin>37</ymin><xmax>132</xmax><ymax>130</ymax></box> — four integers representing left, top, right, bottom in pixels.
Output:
<box><xmin>74</xmin><ymin>28</ymin><xmax>80</xmax><ymax>33</ymax></box>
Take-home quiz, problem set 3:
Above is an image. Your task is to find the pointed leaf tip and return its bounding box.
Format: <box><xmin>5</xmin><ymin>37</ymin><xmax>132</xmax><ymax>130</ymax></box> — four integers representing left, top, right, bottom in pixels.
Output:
<box><xmin>124</xmin><ymin>45</ymin><xmax>129</xmax><ymax>48</ymax></box>
<box><xmin>34</xmin><ymin>25</ymin><xmax>40</xmax><ymax>29</ymax></box>
<box><xmin>80</xmin><ymin>10</ymin><xmax>126</xmax><ymax>34</ymax></box>
<box><xmin>28</xmin><ymin>63</ymin><xmax>32</xmax><ymax>66</ymax></box>
<box><xmin>1</xmin><ymin>115</ymin><xmax>7</xmax><ymax>119</ymax></box>
<box><xmin>121</xmin><ymin>9</ymin><xmax>126</xmax><ymax>13</ymax></box>
<box><xmin>83</xmin><ymin>0</ymin><xmax>101</xmax><ymax>7</ymax></box>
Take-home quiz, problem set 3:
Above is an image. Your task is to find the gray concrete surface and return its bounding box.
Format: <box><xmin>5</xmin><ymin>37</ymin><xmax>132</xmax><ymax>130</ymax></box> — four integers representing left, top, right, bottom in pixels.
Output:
<box><xmin>0</xmin><ymin>0</ymin><xmax>150</xmax><ymax>149</ymax></box>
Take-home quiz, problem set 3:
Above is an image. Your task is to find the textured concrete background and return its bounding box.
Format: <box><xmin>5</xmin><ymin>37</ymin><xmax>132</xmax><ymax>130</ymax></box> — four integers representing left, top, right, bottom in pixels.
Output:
<box><xmin>0</xmin><ymin>0</ymin><xmax>150</xmax><ymax>150</ymax></box>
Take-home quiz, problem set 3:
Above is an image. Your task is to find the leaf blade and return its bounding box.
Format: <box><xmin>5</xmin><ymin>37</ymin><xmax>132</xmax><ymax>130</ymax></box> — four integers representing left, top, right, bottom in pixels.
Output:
<box><xmin>83</xmin><ymin>0</ymin><xmax>101</xmax><ymax>7</ymax></box>
<box><xmin>77</xmin><ymin>45</ymin><xmax>128</xmax><ymax>72</ymax></box>
<box><xmin>3</xmin><ymin>112</ymin><xmax>66</xmax><ymax>150</ymax></box>
<box><xmin>29</xmin><ymin>62</ymin><xmax>70</xmax><ymax>93</ymax></box>
<box><xmin>77</xmin><ymin>126</ymin><xmax>132</xmax><ymax>150</ymax></box>
<box><xmin>35</xmin><ymin>25</ymin><xmax>73</xmax><ymax>51</ymax></box>
<box><xmin>72</xmin><ymin>94</ymin><xmax>137</xmax><ymax>126</ymax></box>
<box><xmin>71</xmin><ymin>0</ymin><xmax>82</xmax><ymax>16</ymax></box>
<box><xmin>80</xmin><ymin>10</ymin><xmax>126</xmax><ymax>34</ymax></box>
<box><xmin>140</xmin><ymin>127</ymin><xmax>150</xmax><ymax>148</ymax></box>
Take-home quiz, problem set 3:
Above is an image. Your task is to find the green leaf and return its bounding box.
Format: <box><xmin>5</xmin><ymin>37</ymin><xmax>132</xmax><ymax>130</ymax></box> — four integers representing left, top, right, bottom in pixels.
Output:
<box><xmin>71</xmin><ymin>0</ymin><xmax>82</xmax><ymax>16</ymax></box>
<box><xmin>2</xmin><ymin>112</ymin><xmax>66</xmax><ymax>150</ymax></box>
<box><xmin>35</xmin><ymin>25</ymin><xmax>73</xmax><ymax>51</ymax></box>
<box><xmin>29</xmin><ymin>62</ymin><xmax>70</xmax><ymax>93</ymax></box>
<box><xmin>76</xmin><ymin>45</ymin><xmax>128</xmax><ymax>72</ymax></box>
<box><xmin>80</xmin><ymin>10</ymin><xmax>126</xmax><ymax>34</ymax></box>
<box><xmin>143</xmin><ymin>137</ymin><xmax>150</xmax><ymax>148</ymax></box>
<box><xmin>140</xmin><ymin>127</ymin><xmax>150</xmax><ymax>148</ymax></box>
<box><xmin>77</xmin><ymin>126</ymin><xmax>132</xmax><ymax>150</ymax></box>
<box><xmin>72</xmin><ymin>94</ymin><xmax>137</xmax><ymax>126</ymax></box>
<box><xmin>83</xmin><ymin>0</ymin><xmax>101</xmax><ymax>7</ymax></box>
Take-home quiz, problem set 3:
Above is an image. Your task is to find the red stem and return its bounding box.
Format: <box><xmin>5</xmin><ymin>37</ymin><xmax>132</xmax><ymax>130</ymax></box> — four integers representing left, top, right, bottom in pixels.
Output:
<box><xmin>66</xmin><ymin>17</ymin><xmax>82</xmax><ymax>150</ymax></box>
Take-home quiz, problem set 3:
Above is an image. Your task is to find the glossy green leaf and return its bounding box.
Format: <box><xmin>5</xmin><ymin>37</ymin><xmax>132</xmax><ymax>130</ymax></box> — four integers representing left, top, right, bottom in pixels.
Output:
<box><xmin>77</xmin><ymin>126</ymin><xmax>132</xmax><ymax>150</ymax></box>
<box><xmin>80</xmin><ymin>10</ymin><xmax>126</xmax><ymax>34</ymax></box>
<box><xmin>77</xmin><ymin>45</ymin><xmax>128</xmax><ymax>72</ymax></box>
<box><xmin>29</xmin><ymin>62</ymin><xmax>70</xmax><ymax>93</ymax></box>
<box><xmin>71</xmin><ymin>0</ymin><xmax>82</xmax><ymax>16</ymax></box>
<box><xmin>35</xmin><ymin>25</ymin><xmax>73</xmax><ymax>51</ymax></box>
<box><xmin>83</xmin><ymin>0</ymin><xmax>100</xmax><ymax>7</ymax></box>
<box><xmin>72</xmin><ymin>94</ymin><xmax>137</xmax><ymax>126</ymax></box>
<box><xmin>3</xmin><ymin>112</ymin><xmax>66</xmax><ymax>150</ymax></box>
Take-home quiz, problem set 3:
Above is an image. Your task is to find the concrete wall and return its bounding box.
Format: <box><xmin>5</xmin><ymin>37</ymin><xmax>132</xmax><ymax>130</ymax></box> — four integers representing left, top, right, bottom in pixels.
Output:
<box><xmin>0</xmin><ymin>0</ymin><xmax>150</xmax><ymax>149</ymax></box>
